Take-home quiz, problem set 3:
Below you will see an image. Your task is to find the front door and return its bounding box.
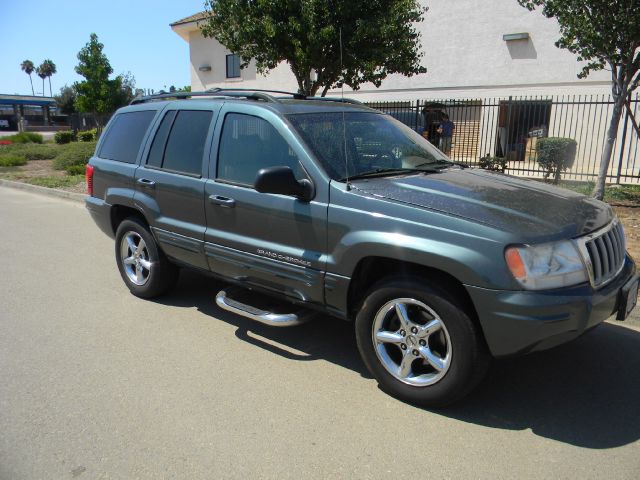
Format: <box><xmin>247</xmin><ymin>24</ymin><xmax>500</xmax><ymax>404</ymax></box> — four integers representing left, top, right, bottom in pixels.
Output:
<box><xmin>204</xmin><ymin>108</ymin><xmax>327</xmax><ymax>305</ymax></box>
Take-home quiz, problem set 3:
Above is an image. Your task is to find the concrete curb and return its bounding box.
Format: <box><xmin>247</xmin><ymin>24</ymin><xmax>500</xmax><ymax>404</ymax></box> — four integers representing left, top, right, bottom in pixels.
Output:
<box><xmin>0</xmin><ymin>179</ymin><xmax>85</xmax><ymax>204</ymax></box>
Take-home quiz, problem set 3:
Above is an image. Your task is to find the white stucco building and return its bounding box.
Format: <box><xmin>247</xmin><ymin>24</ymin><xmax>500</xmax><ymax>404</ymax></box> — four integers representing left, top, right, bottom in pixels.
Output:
<box><xmin>170</xmin><ymin>2</ymin><xmax>638</xmax><ymax>183</ymax></box>
<box><xmin>170</xmin><ymin>0</ymin><xmax>611</xmax><ymax>101</ymax></box>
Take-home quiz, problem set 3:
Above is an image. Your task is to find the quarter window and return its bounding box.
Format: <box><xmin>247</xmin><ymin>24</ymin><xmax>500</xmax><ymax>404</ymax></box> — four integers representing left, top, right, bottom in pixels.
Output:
<box><xmin>146</xmin><ymin>110</ymin><xmax>176</xmax><ymax>168</ymax></box>
<box><xmin>146</xmin><ymin>110</ymin><xmax>212</xmax><ymax>176</ymax></box>
<box><xmin>226</xmin><ymin>54</ymin><xmax>241</xmax><ymax>78</ymax></box>
<box><xmin>217</xmin><ymin>113</ymin><xmax>303</xmax><ymax>186</ymax></box>
<box><xmin>99</xmin><ymin>110</ymin><xmax>156</xmax><ymax>163</ymax></box>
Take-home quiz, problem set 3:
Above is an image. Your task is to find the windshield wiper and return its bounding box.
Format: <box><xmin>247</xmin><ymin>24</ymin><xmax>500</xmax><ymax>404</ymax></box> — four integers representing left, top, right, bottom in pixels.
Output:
<box><xmin>340</xmin><ymin>167</ymin><xmax>437</xmax><ymax>182</ymax></box>
<box><xmin>413</xmin><ymin>159</ymin><xmax>467</xmax><ymax>169</ymax></box>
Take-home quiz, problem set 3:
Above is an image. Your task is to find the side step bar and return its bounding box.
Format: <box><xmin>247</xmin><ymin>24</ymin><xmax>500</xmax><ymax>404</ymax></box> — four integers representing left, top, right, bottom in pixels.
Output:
<box><xmin>215</xmin><ymin>289</ymin><xmax>312</xmax><ymax>327</ymax></box>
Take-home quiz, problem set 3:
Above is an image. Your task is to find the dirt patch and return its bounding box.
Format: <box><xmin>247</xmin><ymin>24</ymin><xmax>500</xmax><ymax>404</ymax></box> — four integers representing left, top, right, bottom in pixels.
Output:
<box><xmin>8</xmin><ymin>159</ymin><xmax>66</xmax><ymax>177</ymax></box>
<box><xmin>614</xmin><ymin>207</ymin><xmax>640</xmax><ymax>262</ymax></box>
<box><xmin>0</xmin><ymin>159</ymin><xmax>85</xmax><ymax>193</ymax></box>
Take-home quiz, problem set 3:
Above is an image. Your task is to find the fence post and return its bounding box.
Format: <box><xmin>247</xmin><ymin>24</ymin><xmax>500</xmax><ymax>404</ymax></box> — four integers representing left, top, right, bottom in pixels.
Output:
<box><xmin>505</xmin><ymin>96</ymin><xmax>513</xmax><ymax>160</ymax></box>
<box><xmin>616</xmin><ymin>94</ymin><xmax>631</xmax><ymax>184</ymax></box>
<box><xmin>415</xmin><ymin>99</ymin><xmax>420</xmax><ymax>134</ymax></box>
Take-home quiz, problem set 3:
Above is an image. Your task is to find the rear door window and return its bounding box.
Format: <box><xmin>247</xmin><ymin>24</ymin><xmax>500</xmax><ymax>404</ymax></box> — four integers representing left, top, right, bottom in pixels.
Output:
<box><xmin>147</xmin><ymin>110</ymin><xmax>212</xmax><ymax>176</ymax></box>
<box><xmin>99</xmin><ymin>110</ymin><xmax>156</xmax><ymax>163</ymax></box>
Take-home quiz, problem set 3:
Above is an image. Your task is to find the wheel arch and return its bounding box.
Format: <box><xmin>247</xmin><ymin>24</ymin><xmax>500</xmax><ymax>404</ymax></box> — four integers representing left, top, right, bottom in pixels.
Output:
<box><xmin>347</xmin><ymin>256</ymin><xmax>480</xmax><ymax>327</ymax></box>
<box><xmin>110</xmin><ymin>204</ymin><xmax>148</xmax><ymax>235</ymax></box>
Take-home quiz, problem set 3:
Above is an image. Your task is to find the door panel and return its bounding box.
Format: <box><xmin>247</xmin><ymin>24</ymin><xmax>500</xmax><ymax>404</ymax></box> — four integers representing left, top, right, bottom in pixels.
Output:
<box><xmin>134</xmin><ymin>168</ymin><xmax>208</xmax><ymax>269</ymax></box>
<box><xmin>204</xmin><ymin>108</ymin><xmax>328</xmax><ymax>304</ymax></box>
<box><xmin>134</xmin><ymin>106</ymin><xmax>219</xmax><ymax>270</ymax></box>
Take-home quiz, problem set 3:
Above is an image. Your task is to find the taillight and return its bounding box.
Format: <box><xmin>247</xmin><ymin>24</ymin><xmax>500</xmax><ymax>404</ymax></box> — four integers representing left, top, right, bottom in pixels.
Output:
<box><xmin>86</xmin><ymin>164</ymin><xmax>94</xmax><ymax>196</ymax></box>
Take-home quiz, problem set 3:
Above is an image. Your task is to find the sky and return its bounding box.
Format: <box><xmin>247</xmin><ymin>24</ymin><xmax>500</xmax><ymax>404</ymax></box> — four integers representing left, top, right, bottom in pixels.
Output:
<box><xmin>0</xmin><ymin>0</ymin><xmax>207</xmax><ymax>96</ymax></box>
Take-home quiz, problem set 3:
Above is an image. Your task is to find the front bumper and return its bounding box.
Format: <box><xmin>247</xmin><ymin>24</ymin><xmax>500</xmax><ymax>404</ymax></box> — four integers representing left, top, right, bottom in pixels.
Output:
<box><xmin>466</xmin><ymin>255</ymin><xmax>637</xmax><ymax>358</ymax></box>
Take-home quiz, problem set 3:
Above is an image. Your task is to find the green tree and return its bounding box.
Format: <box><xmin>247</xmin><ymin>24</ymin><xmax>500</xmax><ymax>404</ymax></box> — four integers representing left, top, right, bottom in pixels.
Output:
<box><xmin>518</xmin><ymin>0</ymin><xmax>640</xmax><ymax>200</ymax></box>
<box><xmin>73</xmin><ymin>33</ymin><xmax>124</xmax><ymax>123</ymax></box>
<box><xmin>41</xmin><ymin>59</ymin><xmax>57</xmax><ymax>97</ymax></box>
<box><xmin>20</xmin><ymin>60</ymin><xmax>35</xmax><ymax>96</ymax></box>
<box><xmin>36</xmin><ymin>64</ymin><xmax>47</xmax><ymax>96</ymax></box>
<box><xmin>200</xmin><ymin>0</ymin><xmax>427</xmax><ymax>97</ymax></box>
<box><xmin>112</xmin><ymin>71</ymin><xmax>137</xmax><ymax>107</ymax></box>
<box><xmin>54</xmin><ymin>85</ymin><xmax>77</xmax><ymax>115</ymax></box>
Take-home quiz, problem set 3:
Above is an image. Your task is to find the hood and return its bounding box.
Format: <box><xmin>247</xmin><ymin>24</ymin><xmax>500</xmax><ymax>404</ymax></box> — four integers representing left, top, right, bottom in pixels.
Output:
<box><xmin>351</xmin><ymin>169</ymin><xmax>613</xmax><ymax>240</ymax></box>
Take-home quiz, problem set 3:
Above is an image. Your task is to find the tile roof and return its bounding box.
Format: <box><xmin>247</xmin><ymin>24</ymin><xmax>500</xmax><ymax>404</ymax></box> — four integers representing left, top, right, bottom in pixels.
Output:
<box><xmin>170</xmin><ymin>11</ymin><xmax>208</xmax><ymax>27</ymax></box>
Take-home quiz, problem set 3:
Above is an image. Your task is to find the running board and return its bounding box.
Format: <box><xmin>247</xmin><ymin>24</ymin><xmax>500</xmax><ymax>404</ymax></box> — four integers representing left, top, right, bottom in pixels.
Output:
<box><xmin>215</xmin><ymin>288</ymin><xmax>312</xmax><ymax>327</ymax></box>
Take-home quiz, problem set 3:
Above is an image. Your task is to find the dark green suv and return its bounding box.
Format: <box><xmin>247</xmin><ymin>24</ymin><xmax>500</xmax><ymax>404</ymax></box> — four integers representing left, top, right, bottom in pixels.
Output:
<box><xmin>86</xmin><ymin>89</ymin><xmax>638</xmax><ymax>406</ymax></box>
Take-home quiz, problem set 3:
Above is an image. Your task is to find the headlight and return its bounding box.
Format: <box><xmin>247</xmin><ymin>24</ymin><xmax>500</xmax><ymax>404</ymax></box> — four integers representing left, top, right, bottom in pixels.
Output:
<box><xmin>505</xmin><ymin>240</ymin><xmax>588</xmax><ymax>290</ymax></box>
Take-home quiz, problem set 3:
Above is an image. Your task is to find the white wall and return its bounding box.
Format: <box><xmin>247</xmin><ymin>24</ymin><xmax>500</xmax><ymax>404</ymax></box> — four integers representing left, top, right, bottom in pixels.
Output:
<box><xmin>174</xmin><ymin>0</ymin><xmax>612</xmax><ymax>99</ymax></box>
<box><xmin>187</xmin><ymin>30</ymin><xmax>299</xmax><ymax>93</ymax></box>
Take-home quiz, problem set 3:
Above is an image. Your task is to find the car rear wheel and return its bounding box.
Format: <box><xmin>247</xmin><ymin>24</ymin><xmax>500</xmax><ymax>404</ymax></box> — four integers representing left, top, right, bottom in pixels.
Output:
<box><xmin>355</xmin><ymin>277</ymin><xmax>490</xmax><ymax>407</ymax></box>
<box><xmin>115</xmin><ymin>217</ymin><xmax>179</xmax><ymax>298</ymax></box>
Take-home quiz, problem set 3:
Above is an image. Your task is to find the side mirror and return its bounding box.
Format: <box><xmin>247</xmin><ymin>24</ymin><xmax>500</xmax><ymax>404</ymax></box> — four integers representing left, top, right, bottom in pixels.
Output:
<box><xmin>254</xmin><ymin>166</ymin><xmax>315</xmax><ymax>201</ymax></box>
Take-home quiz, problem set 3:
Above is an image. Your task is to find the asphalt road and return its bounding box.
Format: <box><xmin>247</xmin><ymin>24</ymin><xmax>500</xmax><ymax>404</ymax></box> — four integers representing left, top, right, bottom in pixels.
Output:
<box><xmin>1</xmin><ymin>187</ymin><xmax>639</xmax><ymax>480</ymax></box>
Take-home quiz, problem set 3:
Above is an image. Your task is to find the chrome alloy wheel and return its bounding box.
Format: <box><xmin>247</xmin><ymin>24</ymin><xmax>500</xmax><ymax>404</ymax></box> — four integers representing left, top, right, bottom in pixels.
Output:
<box><xmin>120</xmin><ymin>231</ymin><xmax>151</xmax><ymax>286</ymax></box>
<box><xmin>372</xmin><ymin>298</ymin><xmax>452</xmax><ymax>386</ymax></box>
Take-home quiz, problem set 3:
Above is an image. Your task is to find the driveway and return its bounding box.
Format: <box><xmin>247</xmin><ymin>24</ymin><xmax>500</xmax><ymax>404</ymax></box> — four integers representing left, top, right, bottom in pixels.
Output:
<box><xmin>0</xmin><ymin>187</ymin><xmax>639</xmax><ymax>479</ymax></box>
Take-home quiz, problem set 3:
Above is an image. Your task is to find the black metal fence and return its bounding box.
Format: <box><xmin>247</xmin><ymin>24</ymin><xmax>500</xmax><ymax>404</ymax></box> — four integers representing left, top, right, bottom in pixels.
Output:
<box><xmin>366</xmin><ymin>94</ymin><xmax>640</xmax><ymax>184</ymax></box>
<box><xmin>68</xmin><ymin>113</ymin><xmax>112</xmax><ymax>135</ymax></box>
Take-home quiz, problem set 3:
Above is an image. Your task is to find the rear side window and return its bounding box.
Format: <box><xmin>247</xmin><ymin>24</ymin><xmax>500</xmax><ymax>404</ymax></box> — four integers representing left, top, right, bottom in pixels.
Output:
<box><xmin>99</xmin><ymin>110</ymin><xmax>156</xmax><ymax>163</ymax></box>
<box><xmin>146</xmin><ymin>110</ymin><xmax>212</xmax><ymax>176</ymax></box>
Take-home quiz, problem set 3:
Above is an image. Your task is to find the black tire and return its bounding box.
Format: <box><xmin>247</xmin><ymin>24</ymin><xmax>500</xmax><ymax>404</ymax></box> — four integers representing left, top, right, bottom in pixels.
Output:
<box><xmin>355</xmin><ymin>277</ymin><xmax>490</xmax><ymax>408</ymax></box>
<box><xmin>114</xmin><ymin>217</ymin><xmax>179</xmax><ymax>298</ymax></box>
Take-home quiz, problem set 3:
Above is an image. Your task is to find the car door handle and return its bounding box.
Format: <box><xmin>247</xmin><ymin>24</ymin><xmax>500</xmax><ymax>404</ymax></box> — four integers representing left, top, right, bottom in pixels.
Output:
<box><xmin>137</xmin><ymin>178</ymin><xmax>156</xmax><ymax>189</ymax></box>
<box><xmin>209</xmin><ymin>195</ymin><xmax>236</xmax><ymax>208</ymax></box>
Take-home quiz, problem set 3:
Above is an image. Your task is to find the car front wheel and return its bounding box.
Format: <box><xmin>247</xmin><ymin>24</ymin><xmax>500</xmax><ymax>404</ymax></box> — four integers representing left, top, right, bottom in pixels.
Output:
<box><xmin>355</xmin><ymin>278</ymin><xmax>490</xmax><ymax>407</ymax></box>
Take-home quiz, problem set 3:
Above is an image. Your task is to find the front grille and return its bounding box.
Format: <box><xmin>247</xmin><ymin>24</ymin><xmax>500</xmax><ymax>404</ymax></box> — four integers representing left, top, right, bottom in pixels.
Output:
<box><xmin>583</xmin><ymin>221</ymin><xmax>626</xmax><ymax>287</ymax></box>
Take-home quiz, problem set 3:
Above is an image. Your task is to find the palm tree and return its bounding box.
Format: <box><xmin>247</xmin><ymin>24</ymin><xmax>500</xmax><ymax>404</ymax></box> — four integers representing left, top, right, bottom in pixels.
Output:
<box><xmin>41</xmin><ymin>59</ymin><xmax>57</xmax><ymax>97</ymax></box>
<box><xmin>36</xmin><ymin>64</ymin><xmax>47</xmax><ymax>96</ymax></box>
<box><xmin>20</xmin><ymin>60</ymin><xmax>35</xmax><ymax>95</ymax></box>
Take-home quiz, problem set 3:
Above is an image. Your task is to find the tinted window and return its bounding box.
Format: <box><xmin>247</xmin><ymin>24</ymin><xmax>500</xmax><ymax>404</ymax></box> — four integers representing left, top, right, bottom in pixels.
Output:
<box><xmin>217</xmin><ymin>113</ymin><xmax>302</xmax><ymax>186</ymax></box>
<box><xmin>99</xmin><ymin>110</ymin><xmax>156</xmax><ymax>163</ymax></box>
<box><xmin>162</xmin><ymin>110</ymin><xmax>213</xmax><ymax>176</ymax></box>
<box><xmin>146</xmin><ymin>110</ymin><xmax>177</xmax><ymax>168</ymax></box>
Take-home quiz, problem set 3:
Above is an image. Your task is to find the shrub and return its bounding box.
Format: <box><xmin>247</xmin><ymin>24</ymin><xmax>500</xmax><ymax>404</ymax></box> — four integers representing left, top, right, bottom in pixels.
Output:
<box><xmin>21</xmin><ymin>144</ymin><xmax>59</xmax><ymax>160</ymax></box>
<box><xmin>1</xmin><ymin>132</ymin><xmax>44</xmax><ymax>144</ymax></box>
<box><xmin>53</xmin><ymin>141</ymin><xmax>97</xmax><ymax>173</ymax></box>
<box><xmin>536</xmin><ymin>137</ymin><xmax>577</xmax><ymax>184</ymax></box>
<box><xmin>78</xmin><ymin>129</ymin><xmax>97</xmax><ymax>142</ymax></box>
<box><xmin>54</xmin><ymin>130</ymin><xmax>76</xmax><ymax>144</ymax></box>
<box><xmin>479</xmin><ymin>155</ymin><xmax>507</xmax><ymax>173</ymax></box>
<box><xmin>66</xmin><ymin>164</ymin><xmax>86</xmax><ymax>175</ymax></box>
<box><xmin>0</xmin><ymin>154</ymin><xmax>27</xmax><ymax>167</ymax></box>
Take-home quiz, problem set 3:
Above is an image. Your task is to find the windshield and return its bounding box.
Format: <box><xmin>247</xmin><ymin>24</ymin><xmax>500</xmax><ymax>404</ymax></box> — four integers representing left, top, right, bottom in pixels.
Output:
<box><xmin>287</xmin><ymin>112</ymin><xmax>451</xmax><ymax>181</ymax></box>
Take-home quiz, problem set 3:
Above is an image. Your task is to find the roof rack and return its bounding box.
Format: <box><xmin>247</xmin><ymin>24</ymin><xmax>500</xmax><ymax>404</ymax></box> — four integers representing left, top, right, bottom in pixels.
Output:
<box><xmin>305</xmin><ymin>96</ymin><xmax>364</xmax><ymax>106</ymax></box>
<box><xmin>129</xmin><ymin>88</ymin><xmax>362</xmax><ymax>106</ymax></box>
<box><xmin>207</xmin><ymin>88</ymin><xmax>306</xmax><ymax>100</ymax></box>
<box><xmin>130</xmin><ymin>91</ymin><xmax>222</xmax><ymax>105</ymax></box>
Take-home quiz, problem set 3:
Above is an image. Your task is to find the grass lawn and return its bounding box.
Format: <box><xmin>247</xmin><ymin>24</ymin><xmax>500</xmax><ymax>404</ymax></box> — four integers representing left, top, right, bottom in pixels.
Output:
<box><xmin>0</xmin><ymin>139</ymin><xmax>96</xmax><ymax>194</ymax></box>
<box><xmin>558</xmin><ymin>181</ymin><xmax>640</xmax><ymax>205</ymax></box>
